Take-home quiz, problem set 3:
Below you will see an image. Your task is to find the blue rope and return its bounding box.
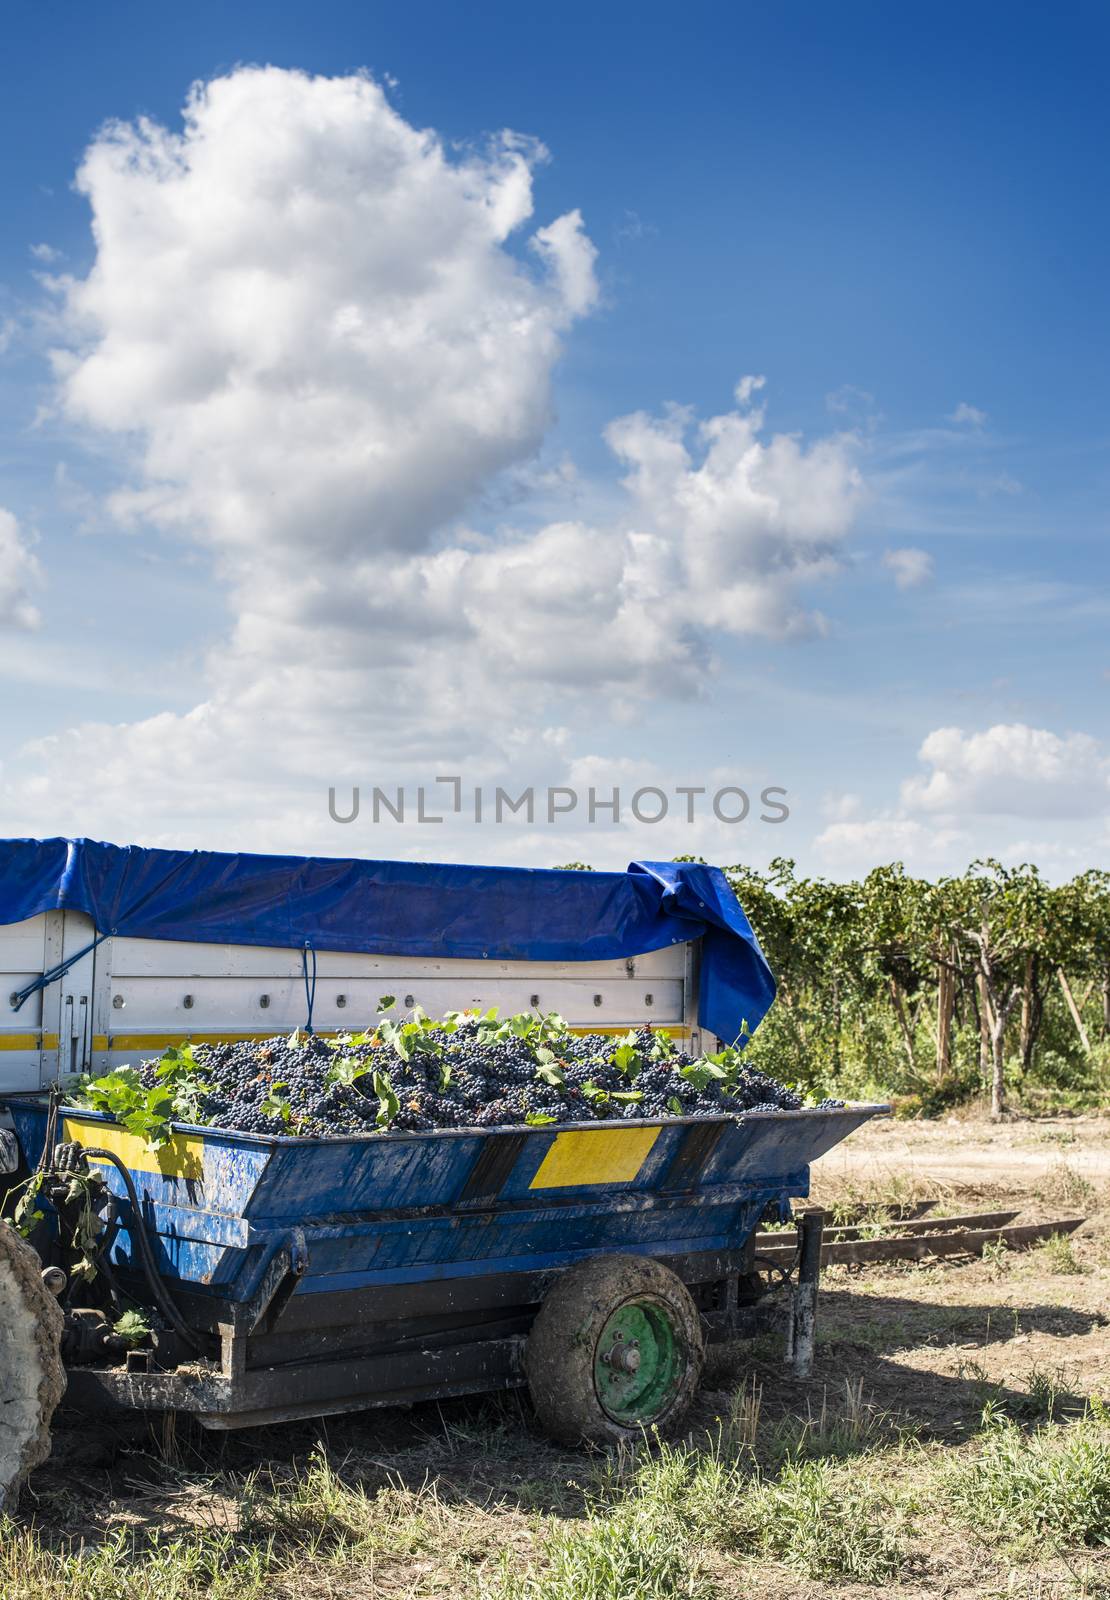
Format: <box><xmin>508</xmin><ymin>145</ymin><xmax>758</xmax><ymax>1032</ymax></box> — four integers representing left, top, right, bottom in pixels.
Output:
<box><xmin>9</xmin><ymin>934</ymin><xmax>105</xmax><ymax>1013</ymax></box>
<box><xmin>301</xmin><ymin>940</ymin><xmax>317</xmax><ymax>1034</ymax></box>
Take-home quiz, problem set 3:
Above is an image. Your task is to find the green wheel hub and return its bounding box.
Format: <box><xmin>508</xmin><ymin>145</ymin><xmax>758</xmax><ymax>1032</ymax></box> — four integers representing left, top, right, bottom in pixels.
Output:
<box><xmin>592</xmin><ymin>1297</ymin><xmax>684</xmax><ymax>1424</ymax></box>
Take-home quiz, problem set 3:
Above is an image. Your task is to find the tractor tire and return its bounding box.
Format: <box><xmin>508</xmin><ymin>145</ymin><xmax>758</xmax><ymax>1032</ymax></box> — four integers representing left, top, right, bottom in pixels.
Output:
<box><xmin>0</xmin><ymin>1223</ymin><xmax>65</xmax><ymax>1511</ymax></box>
<box><xmin>525</xmin><ymin>1253</ymin><xmax>704</xmax><ymax>1448</ymax></box>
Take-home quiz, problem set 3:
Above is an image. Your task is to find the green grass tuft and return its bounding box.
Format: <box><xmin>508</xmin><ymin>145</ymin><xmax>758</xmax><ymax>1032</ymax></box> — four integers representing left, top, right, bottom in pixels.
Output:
<box><xmin>943</xmin><ymin>1404</ymin><xmax>1110</xmax><ymax>1550</ymax></box>
<box><xmin>721</xmin><ymin>1455</ymin><xmax>908</xmax><ymax>1581</ymax></box>
<box><xmin>1039</xmin><ymin>1231</ymin><xmax>1087</xmax><ymax>1275</ymax></box>
<box><xmin>491</xmin><ymin>1452</ymin><xmax>711</xmax><ymax>1599</ymax></box>
<box><xmin>0</xmin><ymin>1522</ymin><xmax>274</xmax><ymax>1600</ymax></box>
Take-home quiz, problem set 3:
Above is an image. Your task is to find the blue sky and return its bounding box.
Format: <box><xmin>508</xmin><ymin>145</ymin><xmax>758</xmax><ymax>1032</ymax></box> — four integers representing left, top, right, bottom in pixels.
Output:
<box><xmin>0</xmin><ymin>2</ymin><xmax>1107</xmax><ymax>875</ymax></box>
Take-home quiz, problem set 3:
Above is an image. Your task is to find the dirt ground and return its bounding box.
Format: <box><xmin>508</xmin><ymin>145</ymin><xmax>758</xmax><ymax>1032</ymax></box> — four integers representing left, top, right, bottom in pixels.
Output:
<box><xmin>729</xmin><ymin>1111</ymin><xmax>1110</xmax><ymax>1598</ymax></box>
<box><xmin>15</xmin><ymin>1113</ymin><xmax>1110</xmax><ymax>1598</ymax></box>
<box><xmin>816</xmin><ymin>1107</ymin><xmax>1110</xmax><ymax>1188</ymax></box>
<box><xmin>807</xmin><ymin>1111</ymin><xmax>1110</xmax><ymax>1413</ymax></box>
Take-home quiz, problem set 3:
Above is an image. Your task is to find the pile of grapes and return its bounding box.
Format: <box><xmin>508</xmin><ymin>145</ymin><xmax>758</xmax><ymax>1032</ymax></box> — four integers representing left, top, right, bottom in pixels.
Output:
<box><xmin>115</xmin><ymin>1006</ymin><xmax>843</xmax><ymax>1139</ymax></box>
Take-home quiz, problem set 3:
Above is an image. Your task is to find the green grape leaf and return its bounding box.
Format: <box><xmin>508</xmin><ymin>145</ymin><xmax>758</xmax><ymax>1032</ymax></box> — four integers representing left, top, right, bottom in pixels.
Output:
<box><xmin>373</xmin><ymin>1069</ymin><xmax>400</xmax><ymax>1129</ymax></box>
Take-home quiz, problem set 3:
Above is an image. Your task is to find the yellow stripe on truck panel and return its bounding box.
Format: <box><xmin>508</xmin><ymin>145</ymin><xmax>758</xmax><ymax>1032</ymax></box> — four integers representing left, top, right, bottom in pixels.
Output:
<box><xmin>529</xmin><ymin>1126</ymin><xmax>660</xmax><ymax>1189</ymax></box>
<box><xmin>93</xmin><ymin>1025</ymin><xmax>689</xmax><ymax>1053</ymax></box>
<box><xmin>0</xmin><ymin>1034</ymin><xmax>43</xmax><ymax>1051</ymax></box>
<box><xmin>61</xmin><ymin>1116</ymin><xmax>205</xmax><ymax>1181</ymax></box>
<box><xmin>93</xmin><ymin>1031</ymin><xmax>283</xmax><ymax>1051</ymax></box>
<box><xmin>571</xmin><ymin>1025</ymin><xmax>689</xmax><ymax>1038</ymax></box>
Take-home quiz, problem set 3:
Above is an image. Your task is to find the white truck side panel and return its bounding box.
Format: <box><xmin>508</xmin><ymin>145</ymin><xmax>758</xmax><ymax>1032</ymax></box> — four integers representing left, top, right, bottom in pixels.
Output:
<box><xmin>0</xmin><ymin>912</ymin><xmax>66</xmax><ymax>1089</ymax></box>
<box><xmin>0</xmin><ymin>913</ymin><xmax>711</xmax><ymax>1091</ymax></box>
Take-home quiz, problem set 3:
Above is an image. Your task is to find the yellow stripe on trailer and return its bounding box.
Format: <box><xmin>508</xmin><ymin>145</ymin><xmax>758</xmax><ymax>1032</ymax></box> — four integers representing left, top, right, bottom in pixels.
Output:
<box><xmin>529</xmin><ymin>1126</ymin><xmax>660</xmax><ymax>1189</ymax></box>
<box><xmin>0</xmin><ymin>1033</ymin><xmax>43</xmax><ymax>1051</ymax></box>
<box><xmin>61</xmin><ymin>1116</ymin><xmax>205</xmax><ymax>1181</ymax></box>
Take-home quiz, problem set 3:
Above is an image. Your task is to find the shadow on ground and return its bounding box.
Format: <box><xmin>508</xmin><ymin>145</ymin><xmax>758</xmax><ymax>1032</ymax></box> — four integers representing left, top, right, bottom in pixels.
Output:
<box><xmin>24</xmin><ymin>1282</ymin><xmax>1105</xmax><ymax>1549</ymax></box>
<box><xmin>700</xmin><ymin>1287</ymin><xmax>1106</xmax><ymax>1443</ymax></box>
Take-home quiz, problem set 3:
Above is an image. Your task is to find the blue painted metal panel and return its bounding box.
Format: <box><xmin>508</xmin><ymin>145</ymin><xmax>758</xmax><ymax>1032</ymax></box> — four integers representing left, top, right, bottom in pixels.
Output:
<box><xmin>5</xmin><ymin>1099</ymin><xmax>884</xmax><ymax>1311</ymax></box>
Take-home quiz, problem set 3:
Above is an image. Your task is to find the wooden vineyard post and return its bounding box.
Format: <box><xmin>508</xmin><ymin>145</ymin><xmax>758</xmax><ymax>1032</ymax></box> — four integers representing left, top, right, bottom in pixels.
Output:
<box><xmin>1058</xmin><ymin>968</ymin><xmax>1091</xmax><ymax>1055</ymax></box>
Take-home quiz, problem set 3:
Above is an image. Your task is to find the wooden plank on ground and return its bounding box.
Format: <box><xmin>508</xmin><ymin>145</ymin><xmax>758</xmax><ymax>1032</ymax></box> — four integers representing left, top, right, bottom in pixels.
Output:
<box><xmin>753</xmin><ymin>1216</ymin><xmax>1085</xmax><ymax>1269</ymax></box>
<box><xmin>753</xmin><ymin>1209</ymin><xmax>1018</xmax><ymax>1249</ymax></box>
<box><xmin>796</xmin><ymin>1199</ymin><xmax>938</xmax><ymax>1226</ymax></box>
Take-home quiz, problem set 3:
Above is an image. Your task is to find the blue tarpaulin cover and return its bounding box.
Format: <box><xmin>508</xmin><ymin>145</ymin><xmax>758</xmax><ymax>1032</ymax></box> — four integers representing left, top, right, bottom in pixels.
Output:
<box><xmin>0</xmin><ymin>838</ymin><xmax>775</xmax><ymax>1042</ymax></box>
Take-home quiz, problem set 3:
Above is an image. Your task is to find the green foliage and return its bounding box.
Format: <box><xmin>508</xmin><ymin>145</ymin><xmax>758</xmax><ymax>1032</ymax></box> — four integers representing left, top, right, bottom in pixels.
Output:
<box><xmin>724</xmin><ymin>855</ymin><xmax>1110</xmax><ymax>1110</ymax></box>
<box><xmin>325</xmin><ymin>1053</ymin><xmax>369</xmax><ymax>1089</ymax></box>
<box><xmin>13</xmin><ymin>1165</ymin><xmax>103</xmax><ymax>1276</ymax></box>
<box><xmin>495</xmin><ymin>1499</ymin><xmax>701</xmax><ymax>1599</ymax></box>
<box><xmin>12</xmin><ymin>1169</ymin><xmax>45</xmax><ymax>1234</ymax></box>
<box><xmin>68</xmin><ymin>1044</ymin><xmax>209</xmax><ymax>1147</ymax></box>
<box><xmin>260</xmin><ymin>1083</ymin><xmax>292</xmax><ymax>1124</ymax></box>
<box><xmin>0</xmin><ymin>1521</ymin><xmax>275</xmax><ymax>1600</ymax></box>
<box><xmin>113</xmin><ymin>1309</ymin><xmax>152</xmax><ymax>1346</ymax></box>
<box><xmin>509</xmin><ymin>1439</ymin><xmax>907</xmax><ymax>1594</ymax></box>
<box><xmin>1039</xmin><ymin>1231</ymin><xmax>1086</xmax><ymax>1275</ymax></box>
<box><xmin>612</xmin><ymin>1031</ymin><xmax>641</xmax><ymax>1078</ymax></box>
<box><xmin>372</xmin><ymin>1069</ymin><xmax>400</xmax><ymax>1128</ymax></box>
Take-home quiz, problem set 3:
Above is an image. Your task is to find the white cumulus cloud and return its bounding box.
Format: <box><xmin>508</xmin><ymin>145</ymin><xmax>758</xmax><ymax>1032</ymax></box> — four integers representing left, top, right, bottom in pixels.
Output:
<box><xmin>901</xmin><ymin>723</ymin><xmax>1110</xmax><ymax>820</ymax></box>
<box><xmin>56</xmin><ymin>67</ymin><xmax>596</xmax><ymax>566</ymax></box>
<box><xmin>605</xmin><ymin>380</ymin><xmax>862</xmax><ymax>641</ymax></box>
<box><xmin>2</xmin><ymin>68</ymin><xmax>867</xmax><ymax>851</ymax></box>
<box><xmin>814</xmin><ymin>720</ymin><xmax>1110</xmax><ymax>877</ymax></box>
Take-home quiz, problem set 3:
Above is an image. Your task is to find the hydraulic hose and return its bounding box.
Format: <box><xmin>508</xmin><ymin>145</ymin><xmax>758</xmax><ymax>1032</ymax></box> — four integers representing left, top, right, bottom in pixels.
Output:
<box><xmin>82</xmin><ymin>1147</ymin><xmax>206</xmax><ymax>1354</ymax></box>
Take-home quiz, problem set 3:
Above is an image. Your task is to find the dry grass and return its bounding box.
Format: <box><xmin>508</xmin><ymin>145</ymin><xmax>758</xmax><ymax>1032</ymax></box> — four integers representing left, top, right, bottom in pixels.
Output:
<box><xmin>7</xmin><ymin>1388</ymin><xmax>1110</xmax><ymax>1600</ymax></box>
<box><xmin>1035</xmin><ymin>1164</ymin><xmax>1100</xmax><ymax>1210</ymax></box>
<box><xmin>809</xmin><ymin>1165</ymin><xmax>951</xmax><ymax>1221</ymax></box>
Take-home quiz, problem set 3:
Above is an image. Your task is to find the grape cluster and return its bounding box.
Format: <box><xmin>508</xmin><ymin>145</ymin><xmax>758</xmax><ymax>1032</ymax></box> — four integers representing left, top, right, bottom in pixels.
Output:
<box><xmin>136</xmin><ymin>1017</ymin><xmax>843</xmax><ymax>1139</ymax></box>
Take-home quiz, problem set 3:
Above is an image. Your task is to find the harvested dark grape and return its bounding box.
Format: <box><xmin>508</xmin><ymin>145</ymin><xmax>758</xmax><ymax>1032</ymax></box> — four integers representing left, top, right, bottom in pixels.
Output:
<box><xmin>140</xmin><ymin>1010</ymin><xmax>843</xmax><ymax>1138</ymax></box>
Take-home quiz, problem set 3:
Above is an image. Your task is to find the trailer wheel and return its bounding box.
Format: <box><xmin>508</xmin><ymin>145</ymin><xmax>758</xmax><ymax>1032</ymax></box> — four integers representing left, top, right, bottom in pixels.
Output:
<box><xmin>526</xmin><ymin>1254</ymin><xmax>704</xmax><ymax>1447</ymax></box>
<box><xmin>0</xmin><ymin>1223</ymin><xmax>65</xmax><ymax>1511</ymax></box>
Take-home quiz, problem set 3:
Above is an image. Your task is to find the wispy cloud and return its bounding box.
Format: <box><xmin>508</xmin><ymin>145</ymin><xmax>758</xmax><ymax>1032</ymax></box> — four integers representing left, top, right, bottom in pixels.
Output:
<box><xmin>613</xmin><ymin>209</ymin><xmax>657</xmax><ymax>243</ymax></box>
<box><xmin>882</xmin><ymin>547</ymin><xmax>933</xmax><ymax>589</ymax></box>
<box><xmin>0</xmin><ymin>509</ymin><xmax>42</xmax><ymax>630</ymax></box>
<box><xmin>949</xmin><ymin>401</ymin><xmax>987</xmax><ymax>426</ymax></box>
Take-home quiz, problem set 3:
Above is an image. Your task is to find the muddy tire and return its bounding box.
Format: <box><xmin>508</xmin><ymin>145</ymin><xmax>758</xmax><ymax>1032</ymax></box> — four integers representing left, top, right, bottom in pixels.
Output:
<box><xmin>525</xmin><ymin>1254</ymin><xmax>704</xmax><ymax>1447</ymax></box>
<box><xmin>0</xmin><ymin>1223</ymin><xmax>65</xmax><ymax>1511</ymax></box>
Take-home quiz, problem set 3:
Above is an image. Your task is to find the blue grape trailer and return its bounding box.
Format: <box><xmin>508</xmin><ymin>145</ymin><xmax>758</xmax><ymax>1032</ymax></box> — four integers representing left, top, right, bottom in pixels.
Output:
<box><xmin>0</xmin><ymin>841</ymin><xmax>884</xmax><ymax>1495</ymax></box>
<box><xmin>3</xmin><ymin>1094</ymin><xmax>884</xmax><ymax>1443</ymax></box>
